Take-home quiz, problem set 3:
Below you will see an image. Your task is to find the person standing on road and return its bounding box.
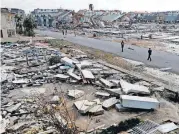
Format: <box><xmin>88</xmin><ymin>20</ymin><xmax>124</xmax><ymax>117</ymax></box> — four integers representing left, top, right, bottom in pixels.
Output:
<box><xmin>147</xmin><ymin>48</ymin><xmax>152</xmax><ymax>61</ymax></box>
<box><xmin>62</xmin><ymin>29</ymin><xmax>64</xmax><ymax>35</ymax></box>
<box><xmin>121</xmin><ymin>40</ymin><xmax>124</xmax><ymax>52</ymax></box>
<box><xmin>65</xmin><ymin>29</ymin><xmax>67</xmax><ymax>35</ymax></box>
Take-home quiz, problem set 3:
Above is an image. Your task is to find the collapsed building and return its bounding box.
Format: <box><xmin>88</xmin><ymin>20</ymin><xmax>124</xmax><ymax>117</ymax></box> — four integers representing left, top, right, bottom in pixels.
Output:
<box><xmin>1</xmin><ymin>39</ymin><xmax>179</xmax><ymax>133</ymax></box>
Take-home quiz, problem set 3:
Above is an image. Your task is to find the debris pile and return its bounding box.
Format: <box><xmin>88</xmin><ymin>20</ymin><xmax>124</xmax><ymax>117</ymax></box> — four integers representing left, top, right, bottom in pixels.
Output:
<box><xmin>1</xmin><ymin>40</ymin><xmax>178</xmax><ymax>133</ymax></box>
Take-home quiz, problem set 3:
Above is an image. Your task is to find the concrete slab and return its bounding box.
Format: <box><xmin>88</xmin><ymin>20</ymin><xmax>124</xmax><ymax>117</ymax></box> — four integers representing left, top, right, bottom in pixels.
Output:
<box><xmin>100</xmin><ymin>78</ymin><xmax>115</xmax><ymax>88</ymax></box>
<box><xmin>102</xmin><ymin>97</ymin><xmax>118</xmax><ymax>110</ymax></box>
<box><xmin>89</xmin><ymin>105</ymin><xmax>104</xmax><ymax>115</ymax></box>
<box><xmin>6</xmin><ymin>103</ymin><xmax>21</xmax><ymax>113</ymax></box>
<box><xmin>115</xmin><ymin>104</ymin><xmax>127</xmax><ymax>112</ymax></box>
<box><xmin>54</xmin><ymin>74</ymin><xmax>69</xmax><ymax>80</ymax></box>
<box><xmin>105</xmin><ymin>88</ymin><xmax>122</xmax><ymax>97</ymax></box>
<box><xmin>157</xmin><ymin>123</ymin><xmax>179</xmax><ymax>133</ymax></box>
<box><xmin>61</xmin><ymin>57</ymin><xmax>79</xmax><ymax>67</ymax></box>
<box><xmin>81</xmin><ymin>70</ymin><xmax>95</xmax><ymax>80</ymax></box>
<box><xmin>120</xmin><ymin>79</ymin><xmax>150</xmax><ymax>94</ymax></box>
<box><xmin>74</xmin><ymin>100</ymin><xmax>97</xmax><ymax>114</ymax></box>
<box><xmin>67</xmin><ymin>71</ymin><xmax>81</xmax><ymax>81</ymax></box>
<box><xmin>121</xmin><ymin>95</ymin><xmax>159</xmax><ymax>110</ymax></box>
<box><xmin>68</xmin><ymin>90</ymin><xmax>84</xmax><ymax>99</ymax></box>
<box><xmin>95</xmin><ymin>92</ymin><xmax>110</xmax><ymax>97</ymax></box>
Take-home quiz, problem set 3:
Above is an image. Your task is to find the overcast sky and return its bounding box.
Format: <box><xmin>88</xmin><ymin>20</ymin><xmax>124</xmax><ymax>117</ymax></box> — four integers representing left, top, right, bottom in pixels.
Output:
<box><xmin>1</xmin><ymin>0</ymin><xmax>179</xmax><ymax>13</ymax></box>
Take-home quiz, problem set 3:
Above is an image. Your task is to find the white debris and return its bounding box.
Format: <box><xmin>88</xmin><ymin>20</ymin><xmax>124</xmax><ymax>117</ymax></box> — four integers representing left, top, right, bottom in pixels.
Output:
<box><xmin>55</xmin><ymin>113</ymin><xmax>67</xmax><ymax>126</ymax></box>
<box><xmin>76</xmin><ymin>60</ymin><xmax>93</xmax><ymax>69</ymax></box>
<box><xmin>54</xmin><ymin>74</ymin><xmax>69</xmax><ymax>80</ymax></box>
<box><xmin>67</xmin><ymin>71</ymin><xmax>81</xmax><ymax>80</ymax></box>
<box><xmin>120</xmin><ymin>79</ymin><xmax>150</xmax><ymax>94</ymax></box>
<box><xmin>157</xmin><ymin>123</ymin><xmax>179</xmax><ymax>133</ymax></box>
<box><xmin>81</xmin><ymin>70</ymin><xmax>95</xmax><ymax>80</ymax></box>
<box><xmin>121</xmin><ymin>95</ymin><xmax>159</xmax><ymax>110</ymax></box>
<box><xmin>50</xmin><ymin>96</ymin><xmax>60</xmax><ymax>104</ymax></box>
<box><xmin>95</xmin><ymin>92</ymin><xmax>110</xmax><ymax>97</ymax></box>
<box><xmin>61</xmin><ymin>57</ymin><xmax>79</xmax><ymax>67</ymax></box>
<box><xmin>6</xmin><ymin>103</ymin><xmax>22</xmax><ymax>113</ymax></box>
<box><xmin>12</xmin><ymin>79</ymin><xmax>29</xmax><ymax>84</ymax></box>
<box><xmin>102</xmin><ymin>97</ymin><xmax>118</xmax><ymax>109</ymax></box>
<box><xmin>115</xmin><ymin>104</ymin><xmax>127</xmax><ymax>112</ymax></box>
<box><xmin>89</xmin><ymin>105</ymin><xmax>104</xmax><ymax>115</ymax></box>
<box><xmin>48</xmin><ymin>63</ymin><xmax>61</xmax><ymax>69</ymax></box>
<box><xmin>0</xmin><ymin>117</ymin><xmax>10</xmax><ymax>134</ymax></box>
<box><xmin>153</xmin><ymin>86</ymin><xmax>165</xmax><ymax>92</ymax></box>
<box><xmin>74</xmin><ymin>99</ymin><xmax>97</xmax><ymax>114</ymax></box>
<box><xmin>135</xmin><ymin>81</ymin><xmax>151</xmax><ymax>87</ymax></box>
<box><xmin>100</xmin><ymin>78</ymin><xmax>115</xmax><ymax>88</ymax></box>
<box><xmin>68</xmin><ymin>90</ymin><xmax>84</xmax><ymax>99</ymax></box>
<box><xmin>105</xmin><ymin>88</ymin><xmax>122</xmax><ymax>96</ymax></box>
<box><xmin>160</xmin><ymin>67</ymin><xmax>172</xmax><ymax>72</ymax></box>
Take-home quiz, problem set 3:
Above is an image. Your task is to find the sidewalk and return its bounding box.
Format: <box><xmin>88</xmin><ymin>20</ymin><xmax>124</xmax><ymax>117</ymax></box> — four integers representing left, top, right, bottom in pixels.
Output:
<box><xmin>1</xmin><ymin>35</ymin><xmax>46</xmax><ymax>43</ymax></box>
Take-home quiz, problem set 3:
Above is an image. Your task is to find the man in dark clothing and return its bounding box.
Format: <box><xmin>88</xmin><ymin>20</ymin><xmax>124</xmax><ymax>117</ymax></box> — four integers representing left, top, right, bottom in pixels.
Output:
<box><xmin>121</xmin><ymin>40</ymin><xmax>124</xmax><ymax>52</ymax></box>
<box><xmin>62</xmin><ymin>30</ymin><xmax>64</xmax><ymax>35</ymax></box>
<box><xmin>147</xmin><ymin>48</ymin><xmax>152</xmax><ymax>61</ymax></box>
<box><xmin>65</xmin><ymin>29</ymin><xmax>67</xmax><ymax>35</ymax></box>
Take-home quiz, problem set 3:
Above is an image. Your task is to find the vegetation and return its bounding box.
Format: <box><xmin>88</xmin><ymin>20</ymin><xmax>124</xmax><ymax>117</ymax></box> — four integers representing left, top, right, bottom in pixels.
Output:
<box><xmin>15</xmin><ymin>15</ymin><xmax>23</xmax><ymax>34</ymax></box>
<box><xmin>100</xmin><ymin>118</ymin><xmax>141</xmax><ymax>134</ymax></box>
<box><xmin>23</xmin><ymin>16</ymin><xmax>36</xmax><ymax>36</ymax></box>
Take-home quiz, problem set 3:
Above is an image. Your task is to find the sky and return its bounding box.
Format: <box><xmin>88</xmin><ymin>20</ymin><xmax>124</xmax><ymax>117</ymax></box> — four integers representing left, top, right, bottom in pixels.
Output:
<box><xmin>1</xmin><ymin>0</ymin><xmax>179</xmax><ymax>13</ymax></box>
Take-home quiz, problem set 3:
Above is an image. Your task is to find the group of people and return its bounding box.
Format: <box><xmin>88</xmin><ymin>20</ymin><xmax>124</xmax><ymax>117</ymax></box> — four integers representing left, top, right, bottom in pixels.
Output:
<box><xmin>121</xmin><ymin>40</ymin><xmax>152</xmax><ymax>61</ymax></box>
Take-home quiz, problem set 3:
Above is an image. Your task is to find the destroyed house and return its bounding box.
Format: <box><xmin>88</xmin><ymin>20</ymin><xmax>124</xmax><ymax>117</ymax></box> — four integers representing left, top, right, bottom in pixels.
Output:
<box><xmin>142</xmin><ymin>14</ymin><xmax>157</xmax><ymax>22</ymax></box>
<box><xmin>164</xmin><ymin>15</ymin><xmax>178</xmax><ymax>23</ymax></box>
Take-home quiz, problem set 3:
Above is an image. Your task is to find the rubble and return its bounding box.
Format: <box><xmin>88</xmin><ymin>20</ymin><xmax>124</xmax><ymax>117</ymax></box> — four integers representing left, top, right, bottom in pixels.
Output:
<box><xmin>81</xmin><ymin>70</ymin><xmax>95</xmax><ymax>80</ymax></box>
<box><xmin>1</xmin><ymin>39</ymin><xmax>178</xmax><ymax>133</ymax></box>
<box><xmin>6</xmin><ymin>103</ymin><xmax>22</xmax><ymax>113</ymax></box>
<box><xmin>89</xmin><ymin>105</ymin><xmax>104</xmax><ymax>115</ymax></box>
<box><xmin>115</xmin><ymin>104</ymin><xmax>127</xmax><ymax>112</ymax></box>
<box><xmin>68</xmin><ymin>90</ymin><xmax>84</xmax><ymax>99</ymax></box>
<box><xmin>99</xmin><ymin>78</ymin><xmax>115</xmax><ymax>88</ymax></box>
<box><xmin>95</xmin><ymin>92</ymin><xmax>110</xmax><ymax>98</ymax></box>
<box><xmin>157</xmin><ymin>122</ymin><xmax>179</xmax><ymax>133</ymax></box>
<box><xmin>120</xmin><ymin>79</ymin><xmax>150</xmax><ymax>95</ymax></box>
<box><xmin>50</xmin><ymin>96</ymin><xmax>60</xmax><ymax>104</ymax></box>
<box><xmin>74</xmin><ymin>99</ymin><xmax>98</xmax><ymax>114</ymax></box>
<box><xmin>102</xmin><ymin>97</ymin><xmax>118</xmax><ymax>110</ymax></box>
<box><xmin>105</xmin><ymin>88</ymin><xmax>122</xmax><ymax>97</ymax></box>
<box><xmin>121</xmin><ymin>95</ymin><xmax>159</xmax><ymax>110</ymax></box>
<box><xmin>54</xmin><ymin>74</ymin><xmax>70</xmax><ymax>80</ymax></box>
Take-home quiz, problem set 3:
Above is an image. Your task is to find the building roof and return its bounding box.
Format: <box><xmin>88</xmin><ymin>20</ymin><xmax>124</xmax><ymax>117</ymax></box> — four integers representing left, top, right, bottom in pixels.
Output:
<box><xmin>1</xmin><ymin>8</ymin><xmax>9</xmax><ymax>13</ymax></box>
<box><xmin>143</xmin><ymin>15</ymin><xmax>157</xmax><ymax>21</ymax></box>
<box><xmin>164</xmin><ymin>15</ymin><xmax>178</xmax><ymax>21</ymax></box>
<box><xmin>101</xmin><ymin>13</ymin><xmax>123</xmax><ymax>22</ymax></box>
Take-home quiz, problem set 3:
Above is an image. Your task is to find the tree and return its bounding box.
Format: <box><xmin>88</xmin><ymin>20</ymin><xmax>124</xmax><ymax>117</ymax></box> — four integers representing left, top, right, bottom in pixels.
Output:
<box><xmin>15</xmin><ymin>15</ymin><xmax>23</xmax><ymax>34</ymax></box>
<box><xmin>23</xmin><ymin>16</ymin><xmax>36</xmax><ymax>36</ymax></box>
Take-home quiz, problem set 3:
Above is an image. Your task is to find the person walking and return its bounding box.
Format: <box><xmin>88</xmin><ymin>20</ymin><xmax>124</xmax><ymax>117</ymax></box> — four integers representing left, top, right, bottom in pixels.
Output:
<box><xmin>147</xmin><ymin>48</ymin><xmax>152</xmax><ymax>61</ymax></box>
<box><xmin>121</xmin><ymin>40</ymin><xmax>124</xmax><ymax>52</ymax></box>
<box><xmin>65</xmin><ymin>29</ymin><xmax>67</xmax><ymax>35</ymax></box>
<box><xmin>62</xmin><ymin>29</ymin><xmax>64</xmax><ymax>35</ymax></box>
